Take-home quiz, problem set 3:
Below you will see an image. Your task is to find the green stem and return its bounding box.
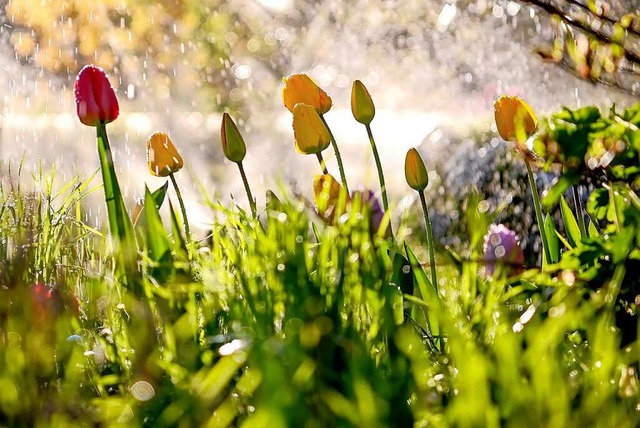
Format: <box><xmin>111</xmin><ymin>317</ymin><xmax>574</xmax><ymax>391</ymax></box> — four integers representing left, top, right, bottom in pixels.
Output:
<box><xmin>96</xmin><ymin>123</ymin><xmax>139</xmax><ymax>290</ymax></box>
<box><xmin>169</xmin><ymin>173</ymin><xmax>191</xmax><ymax>244</ymax></box>
<box><xmin>365</xmin><ymin>122</ymin><xmax>392</xmax><ymax>210</ymax></box>
<box><xmin>237</xmin><ymin>161</ymin><xmax>257</xmax><ymax>218</ymax></box>
<box><xmin>316</xmin><ymin>152</ymin><xmax>329</xmax><ymax>174</ymax></box>
<box><xmin>525</xmin><ymin>160</ymin><xmax>551</xmax><ymax>266</ymax></box>
<box><xmin>572</xmin><ymin>185</ymin><xmax>587</xmax><ymax>240</ymax></box>
<box><xmin>320</xmin><ymin>115</ymin><xmax>349</xmax><ymax>194</ymax></box>
<box><xmin>418</xmin><ymin>190</ymin><xmax>438</xmax><ymax>292</ymax></box>
<box><xmin>608</xmin><ymin>182</ymin><xmax>622</xmax><ymax>232</ymax></box>
<box><xmin>365</xmin><ymin>124</ymin><xmax>393</xmax><ymax>239</ymax></box>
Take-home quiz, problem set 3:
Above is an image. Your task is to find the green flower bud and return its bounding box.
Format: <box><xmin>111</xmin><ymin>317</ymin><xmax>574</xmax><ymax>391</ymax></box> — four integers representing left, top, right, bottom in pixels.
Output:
<box><xmin>351</xmin><ymin>80</ymin><xmax>375</xmax><ymax>125</ymax></box>
<box><xmin>221</xmin><ymin>112</ymin><xmax>247</xmax><ymax>163</ymax></box>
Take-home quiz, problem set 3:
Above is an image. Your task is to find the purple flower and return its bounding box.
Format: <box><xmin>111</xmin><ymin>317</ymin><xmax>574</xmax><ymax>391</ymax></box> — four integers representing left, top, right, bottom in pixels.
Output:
<box><xmin>351</xmin><ymin>189</ymin><xmax>387</xmax><ymax>237</ymax></box>
<box><xmin>483</xmin><ymin>224</ymin><xmax>524</xmax><ymax>277</ymax></box>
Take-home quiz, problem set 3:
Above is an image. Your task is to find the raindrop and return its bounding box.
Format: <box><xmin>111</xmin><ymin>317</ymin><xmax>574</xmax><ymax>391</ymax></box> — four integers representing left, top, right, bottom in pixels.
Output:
<box><xmin>131</xmin><ymin>381</ymin><xmax>155</xmax><ymax>401</ymax></box>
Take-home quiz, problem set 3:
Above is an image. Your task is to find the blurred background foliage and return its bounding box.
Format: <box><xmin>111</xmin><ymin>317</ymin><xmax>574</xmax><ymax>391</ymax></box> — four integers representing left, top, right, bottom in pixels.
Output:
<box><xmin>4</xmin><ymin>0</ymin><xmax>287</xmax><ymax>111</ymax></box>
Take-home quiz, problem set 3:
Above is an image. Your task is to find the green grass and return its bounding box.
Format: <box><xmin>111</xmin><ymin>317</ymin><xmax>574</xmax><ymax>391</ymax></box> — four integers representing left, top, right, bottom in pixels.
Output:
<box><xmin>0</xmin><ymin>157</ymin><xmax>639</xmax><ymax>428</ymax></box>
<box><xmin>1</xmin><ymin>101</ymin><xmax>640</xmax><ymax>427</ymax></box>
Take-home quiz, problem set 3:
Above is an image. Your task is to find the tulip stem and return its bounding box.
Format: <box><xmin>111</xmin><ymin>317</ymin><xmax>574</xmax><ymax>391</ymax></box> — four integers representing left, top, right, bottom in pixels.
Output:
<box><xmin>316</xmin><ymin>153</ymin><xmax>329</xmax><ymax>174</ymax></box>
<box><xmin>96</xmin><ymin>124</ymin><xmax>139</xmax><ymax>292</ymax></box>
<box><xmin>525</xmin><ymin>160</ymin><xmax>551</xmax><ymax>266</ymax></box>
<box><xmin>169</xmin><ymin>173</ymin><xmax>191</xmax><ymax>245</ymax></box>
<box><xmin>320</xmin><ymin>115</ymin><xmax>349</xmax><ymax>194</ymax></box>
<box><xmin>365</xmin><ymin>124</ymin><xmax>392</xmax><ymax>238</ymax></box>
<box><xmin>237</xmin><ymin>161</ymin><xmax>257</xmax><ymax>218</ymax></box>
<box><xmin>418</xmin><ymin>190</ymin><xmax>438</xmax><ymax>292</ymax></box>
<box><xmin>572</xmin><ymin>185</ymin><xmax>587</xmax><ymax>240</ymax></box>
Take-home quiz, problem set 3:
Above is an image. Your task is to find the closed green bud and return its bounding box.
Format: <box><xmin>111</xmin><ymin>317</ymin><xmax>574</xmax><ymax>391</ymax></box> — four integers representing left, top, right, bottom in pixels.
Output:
<box><xmin>351</xmin><ymin>80</ymin><xmax>375</xmax><ymax>125</ymax></box>
<box><xmin>404</xmin><ymin>148</ymin><xmax>429</xmax><ymax>191</ymax></box>
<box><xmin>221</xmin><ymin>112</ymin><xmax>247</xmax><ymax>163</ymax></box>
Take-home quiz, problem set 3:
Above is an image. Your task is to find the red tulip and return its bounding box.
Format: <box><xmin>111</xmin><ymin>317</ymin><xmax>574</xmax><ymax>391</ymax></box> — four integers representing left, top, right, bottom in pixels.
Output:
<box><xmin>74</xmin><ymin>65</ymin><xmax>119</xmax><ymax>126</ymax></box>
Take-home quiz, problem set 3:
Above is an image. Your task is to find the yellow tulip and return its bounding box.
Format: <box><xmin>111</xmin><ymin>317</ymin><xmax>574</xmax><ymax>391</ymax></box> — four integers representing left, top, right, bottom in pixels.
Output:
<box><xmin>221</xmin><ymin>113</ymin><xmax>247</xmax><ymax>163</ymax></box>
<box><xmin>146</xmin><ymin>132</ymin><xmax>184</xmax><ymax>177</ymax></box>
<box><xmin>293</xmin><ymin>103</ymin><xmax>331</xmax><ymax>154</ymax></box>
<box><xmin>405</xmin><ymin>148</ymin><xmax>429</xmax><ymax>191</ymax></box>
<box><xmin>351</xmin><ymin>80</ymin><xmax>375</xmax><ymax>125</ymax></box>
<box><xmin>494</xmin><ymin>95</ymin><xmax>537</xmax><ymax>142</ymax></box>
<box><xmin>282</xmin><ymin>73</ymin><xmax>332</xmax><ymax>115</ymax></box>
<box><xmin>313</xmin><ymin>174</ymin><xmax>349</xmax><ymax>221</ymax></box>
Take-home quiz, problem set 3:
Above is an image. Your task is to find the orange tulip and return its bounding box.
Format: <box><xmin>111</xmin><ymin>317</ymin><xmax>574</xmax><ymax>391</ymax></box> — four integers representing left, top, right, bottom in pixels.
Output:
<box><xmin>313</xmin><ymin>174</ymin><xmax>349</xmax><ymax>221</ymax></box>
<box><xmin>282</xmin><ymin>73</ymin><xmax>332</xmax><ymax>115</ymax></box>
<box><xmin>146</xmin><ymin>132</ymin><xmax>184</xmax><ymax>177</ymax></box>
<box><xmin>494</xmin><ymin>95</ymin><xmax>537</xmax><ymax>142</ymax></box>
<box><xmin>293</xmin><ymin>103</ymin><xmax>331</xmax><ymax>154</ymax></box>
<box><xmin>404</xmin><ymin>148</ymin><xmax>429</xmax><ymax>191</ymax></box>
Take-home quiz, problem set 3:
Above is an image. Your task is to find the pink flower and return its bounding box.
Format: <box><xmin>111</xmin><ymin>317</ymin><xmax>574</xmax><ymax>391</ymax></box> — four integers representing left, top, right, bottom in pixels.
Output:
<box><xmin>74</xmin><ymin>65</ymin><xmax>119</xmax><ymax>126</ymax></box>
<box><xmin>483</xmin><ymin>224</ymin><xmax>524</xmax><ymax>277</ymax></box>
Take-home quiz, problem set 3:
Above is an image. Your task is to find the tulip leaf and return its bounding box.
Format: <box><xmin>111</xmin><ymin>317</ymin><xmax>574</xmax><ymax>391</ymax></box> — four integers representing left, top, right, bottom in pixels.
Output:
<box><xmin>144</xmin><ymin>186</ymin><xmax>173</xmax><ymax>274</ymax></box>
<box><xmin>588</xmin><ymin>219</ymin><xmax>600</xmax><ymax>238</ymax></box>
<box><xmin>384</xmin><ymin>251</ymin><xmax>408</xmax><ymax>326</ymax></box>
<box><xmin>152</xmin><ymin>181</ymin><xmax>169</xmax><ymax>209</ymax></box>
<box><xmin>543</xmin><ymin>214</ymin><xmax>560</xmax><ymax>264</ymax></box>
<box><xmin>560</xmin><ymin>195</ymin><xmax>582</xmax><ymax>248</ymax></box>
<box><xmin>405</xmin><ymin>244</ymin><xmax>440</xmax><ymax>342</ymax></box>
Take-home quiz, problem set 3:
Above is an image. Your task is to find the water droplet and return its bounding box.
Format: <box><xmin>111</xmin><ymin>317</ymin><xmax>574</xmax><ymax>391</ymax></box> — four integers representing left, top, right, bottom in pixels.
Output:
<box><xmin>131</xmin><ymin>381</ymin><xmax>155</xmax><ymax>401</ymax></box>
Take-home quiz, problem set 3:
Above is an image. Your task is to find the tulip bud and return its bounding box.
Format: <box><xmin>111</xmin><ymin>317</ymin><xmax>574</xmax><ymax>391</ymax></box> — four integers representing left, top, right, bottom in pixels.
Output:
<box><xmin>146</xmin><ymin>132</ymin><xmax>184</xmax><ymax>177</ymax></box>
<box><xmin>494</xmin><ymin>95</ymin><xmax>537</xmax><ymax>142</ymax></box>
<box><xmin>293</xmin><ymin>103</ymin><xmax>331</xmax><ymax>154</ymax></box>
<box><xmin>221</xmin><ymin>113</ymin><xmax>247</xmax><ymax>163</ymax></box>
<box><xmin>313</xmin><ymin>174</ymin><xmax>349</xmax><ymax>221</ymax></box>
<box><xmin>282</xmin><ymin>73</ymin><xmax>332</xmax><ymax>115</ymax></box>
<box><xmin>483</xmin><ymin>224</ymin><xmax>525</xmax><ymax>278</ymax></box>
<box><xmin>404</xmin><ymin>148</ymin><xmax>429</xmax><ymax>191</ymax></box>
<box><xmin>351</xmin><ymin>80</ymin><xmax>375</xmax><ymax>125</ymax></box>
<box><xmin>74</xmin><ymin>64</ymin><xmax>119</xmax><ymax>127</ymax></box>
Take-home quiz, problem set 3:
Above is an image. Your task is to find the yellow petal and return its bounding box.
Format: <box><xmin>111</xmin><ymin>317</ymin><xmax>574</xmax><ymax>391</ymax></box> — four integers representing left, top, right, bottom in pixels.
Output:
<box><xmin>313</xmin><ymin>174</ymin><xmax>349</xmax><ymax>221</ymax></box>
<box><xmin>293</xmin><ymin>103</ymin><xmax>331</xmax><ymax>154</ymax></box>
<box><xmin>282</xmin><ymin>73</ymin><xmax>333</xmax><ymax>114</ymax></box>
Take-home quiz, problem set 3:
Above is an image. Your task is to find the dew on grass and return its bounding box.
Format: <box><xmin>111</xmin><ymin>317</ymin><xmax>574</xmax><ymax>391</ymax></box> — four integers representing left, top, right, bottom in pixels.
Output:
<box><xmin>218</xmin><ymin>339</ymin><xmax>249</xmax><ymax>356</ymax></box>
<box><xmin>66</xmin><ymin>334</ymin><xmax>82</xmax><ymax>344</ymax></box>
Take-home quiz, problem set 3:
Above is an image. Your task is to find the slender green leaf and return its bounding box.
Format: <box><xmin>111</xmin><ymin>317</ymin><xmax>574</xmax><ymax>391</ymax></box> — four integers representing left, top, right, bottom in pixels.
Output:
<box><xmin>544</xmin><ymin>214</ymin><xmax>560</xmax><ymax>264</ymax></box>
<box><xmin>405</xmin><ymin>244</ymin><xmax>441</xmax><ymax>340</ymax></box>
<box><xmin>560</xmin><ymin>195</ymin><xmax>581</xmax><ymax>248</ymax></box>
<box><xmin>152</xmin><ymin>181</ymin><xmax>169</xmax><ymax>209</ymax></box>
<box><xmin>144</xmin><ymin>186</ymin><xmax>172</xmax><ymax>268</ymax></box>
